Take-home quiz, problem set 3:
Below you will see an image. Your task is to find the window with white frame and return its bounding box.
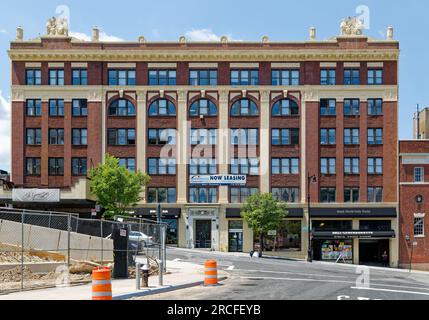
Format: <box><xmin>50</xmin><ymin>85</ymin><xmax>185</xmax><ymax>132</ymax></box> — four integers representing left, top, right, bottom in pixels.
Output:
<box><xmin>414</xmin><ymin>215</ymin><xmax>425</xmax><ymax>237</ymax></box>
<box><xmin>414</xmin><ymin>167</ymin><xmax>424</xmax><ymax>183</ymax></box>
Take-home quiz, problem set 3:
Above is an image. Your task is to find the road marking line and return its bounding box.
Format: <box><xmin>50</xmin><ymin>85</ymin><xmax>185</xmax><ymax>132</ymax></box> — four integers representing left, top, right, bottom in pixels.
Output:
<box><xmin>351</xmin><ymin>286</ymin><xmax>429</xmax><ymax>296</ymax></box>
<box><xmin>226</xmin><ymin>266</ymin><xmax>235</xmax><ymax>271</ymax></box>
<box><xmin>233</xmin><ymin>269</ymin><xmax>352</xmax><ymax>279</ymax></box>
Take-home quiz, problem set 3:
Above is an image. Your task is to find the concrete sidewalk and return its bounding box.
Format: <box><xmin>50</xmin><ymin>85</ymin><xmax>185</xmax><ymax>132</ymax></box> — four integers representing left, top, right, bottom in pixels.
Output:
<box><xmin>0</xmin><ymin>260</ymin><xmax>227</xmax><ymax>300</ymax></box>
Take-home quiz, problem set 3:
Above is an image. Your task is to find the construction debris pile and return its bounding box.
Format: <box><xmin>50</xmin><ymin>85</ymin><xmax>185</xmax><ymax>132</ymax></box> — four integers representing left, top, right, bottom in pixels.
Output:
<box><xmin>0</xmin><ymin>251</ymin><xmax>53</xmax><ymax>264</ymax></box>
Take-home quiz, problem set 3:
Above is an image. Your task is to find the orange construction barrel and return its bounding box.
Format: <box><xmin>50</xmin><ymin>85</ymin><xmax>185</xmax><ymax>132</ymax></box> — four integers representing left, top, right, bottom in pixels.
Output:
<box><xmin>204</xmin><ymin>260</ymin><xmax>218</xmax><ymax>286</ymax></box>
<box><xmin>92</xmin><ymin>267</ymin><xmax>112</xmax><ymax>300</ymax></box>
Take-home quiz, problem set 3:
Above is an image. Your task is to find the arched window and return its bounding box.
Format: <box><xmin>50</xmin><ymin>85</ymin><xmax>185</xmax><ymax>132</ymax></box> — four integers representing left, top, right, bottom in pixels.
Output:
<box><xmin>189</xmin><ymin>99</ymin><xmax>218</xmax><ymax>117</ymax></box>
<box><xmin>148</xmin><ymin>99</ymin><xmax>176</xmax><ymax>116</ymax></box>
<box><xmin>272</xmin><ymin>99</ymin><xmax>299</xmax><ymax>116</ymax></box>
<box><xmin>108</xmin><ymin>99</ymin><xmax>136</xmax><ymax>116</ymax></box>
<box><xmin>230</xmin><ymin>99</ymin><xmax>259</xmax><ymax>116</ymax></box>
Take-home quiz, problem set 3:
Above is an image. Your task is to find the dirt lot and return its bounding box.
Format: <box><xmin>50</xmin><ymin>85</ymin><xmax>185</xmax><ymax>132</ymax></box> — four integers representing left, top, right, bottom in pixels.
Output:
<box><xmin>0</xmin><ymin>251</ymin><xmax>53</xmax><ymax>264</ymax></box>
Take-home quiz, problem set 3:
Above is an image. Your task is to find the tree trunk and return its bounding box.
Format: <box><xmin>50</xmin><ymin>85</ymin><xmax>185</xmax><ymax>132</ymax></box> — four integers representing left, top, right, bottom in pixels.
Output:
<box><xmin>259</xmin><ymin>233</ymin><xmax>264</xmax><ymax>257</ymax></box>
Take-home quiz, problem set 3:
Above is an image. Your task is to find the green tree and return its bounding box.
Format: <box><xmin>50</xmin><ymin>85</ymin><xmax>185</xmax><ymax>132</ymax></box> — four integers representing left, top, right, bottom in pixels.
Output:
<box><xmin>241</xmin><ymin>193</ymin><xmax>288</xmax><ymax>256</ymax></box>
<box><xmin>89</xmin><ymin>154</ymin><xmax>151</xmax><ymax>219</ymax></box>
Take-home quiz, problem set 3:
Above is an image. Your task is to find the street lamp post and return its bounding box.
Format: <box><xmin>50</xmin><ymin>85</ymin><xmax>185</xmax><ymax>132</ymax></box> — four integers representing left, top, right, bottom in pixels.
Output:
<box><xmin>307</xmin><ymin>173</ymin><xmax>317</xmax><ymax>262</ymax></box>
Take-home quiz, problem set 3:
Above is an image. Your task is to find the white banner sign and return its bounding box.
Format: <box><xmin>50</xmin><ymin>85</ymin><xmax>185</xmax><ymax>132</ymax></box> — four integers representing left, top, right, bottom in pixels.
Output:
<box><xmin>190</xmin><ymin>175</ymin><xmax>247</xmax><ymax>186</ymax></box>
<box><xmin>12</xmin><ymin>189</ymin><xmax>61</xmax><ymax>203</ymax></box>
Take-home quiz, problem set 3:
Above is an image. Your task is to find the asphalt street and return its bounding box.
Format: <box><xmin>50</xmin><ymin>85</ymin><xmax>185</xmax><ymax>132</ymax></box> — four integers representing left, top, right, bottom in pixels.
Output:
<box><xmin>137</xmin><ymin>247</ymin><xmax>429</xmax><ymax>300</ymax></box>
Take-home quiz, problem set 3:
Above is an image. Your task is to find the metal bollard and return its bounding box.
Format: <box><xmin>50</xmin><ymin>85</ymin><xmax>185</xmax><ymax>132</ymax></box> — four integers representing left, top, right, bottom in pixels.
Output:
<box><xmin>142</xmin><ymin>264</ymin><xmax>149</xmax><ymax>288</ymax></box>
<box><xmin>136</xmin><ymin>262</ymin><xmax>141</xmax><ymax>290</ymax></box>
<box><xmin>159</xmin><ymin>260</ymin><xmax>163</xmax><ymax>286</ymax></box>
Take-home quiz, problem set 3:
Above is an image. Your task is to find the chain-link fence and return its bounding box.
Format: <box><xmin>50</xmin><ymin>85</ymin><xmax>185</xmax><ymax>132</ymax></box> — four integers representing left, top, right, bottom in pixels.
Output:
<box><xmin>0</xmin><ymin>208</ymin><xmax>166</xmax><ymax>294</ymax></box>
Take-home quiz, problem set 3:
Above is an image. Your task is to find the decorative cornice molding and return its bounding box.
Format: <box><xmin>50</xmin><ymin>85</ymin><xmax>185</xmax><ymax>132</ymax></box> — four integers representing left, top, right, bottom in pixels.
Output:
<box><xmin>8</xmin><ymin>48</ymin><xmax>399</xmax><ymax>62</ymax></box>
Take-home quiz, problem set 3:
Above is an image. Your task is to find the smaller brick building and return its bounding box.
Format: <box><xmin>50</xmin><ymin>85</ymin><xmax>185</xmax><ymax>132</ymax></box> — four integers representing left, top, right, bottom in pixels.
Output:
<box><xmin>399</xmin><ymin>140</ymin><xmax>429</xmax><ymax>270</ymax></box>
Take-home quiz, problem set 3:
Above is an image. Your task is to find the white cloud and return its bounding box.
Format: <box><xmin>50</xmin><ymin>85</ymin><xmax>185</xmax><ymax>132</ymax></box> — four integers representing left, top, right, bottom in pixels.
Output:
<box><xmin>184</xmin><ymin>29</ymin><xmax>237</xmax><ymax>42</ymax></box>
<box><xmin>0</xmin><ymin>91</ymin><xmax>11</xmax><ymax>172</ymax></box>
<box><xmin>0</xmin><ymin>29</ymin><xmax>7</xmax><ymax>35</ymax></box>
<box><xmin>70</xmin><ymin>31</ymin><xmax>124</xmax><ymax>42</ymax></box>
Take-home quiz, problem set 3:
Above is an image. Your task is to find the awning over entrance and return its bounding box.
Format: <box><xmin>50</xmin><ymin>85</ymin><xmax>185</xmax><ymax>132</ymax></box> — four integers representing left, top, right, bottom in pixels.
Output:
<box><xmin>132</xmin><ymin>208</ymin><xmax>181</xmax><ymax>219</ymax></box>
<box><xmin>313</xmin><ymin>230</ymin><xmax>396</xmax><ymax>240</ymax></box>
<box><xmin>226</xmin><ymin>208</ymin><xmax>304</xmax><ymax>218</ymax></box>
<box><xmin>310</xmin><ymin>207</ymin><xmax>397</xmax><ymax>218</ymax></box>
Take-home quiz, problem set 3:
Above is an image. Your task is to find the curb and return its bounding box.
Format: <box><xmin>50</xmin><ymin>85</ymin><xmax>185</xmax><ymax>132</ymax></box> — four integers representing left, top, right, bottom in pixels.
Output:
<box><xmin>113</xmin><ymin>276</ymin><xmax>228</xmax><ymax>300</ymax></box>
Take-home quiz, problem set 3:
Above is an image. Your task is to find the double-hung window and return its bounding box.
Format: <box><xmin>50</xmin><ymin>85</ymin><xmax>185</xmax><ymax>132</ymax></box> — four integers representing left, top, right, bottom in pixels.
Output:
<box><xmin>344</xmin><ymin>128</ymin><xmax>360</xmax><ymax>145</ymax></box>
<box><xmin>148</xmin><ymin>158</ymin><xmax>176</xmax><ymax>175</ymax></box>
<box><xmin>344</xmin><ymin>99</ymin><xmax>360</xmax><ymax>116</ymax></box>
<box><xmin>72</xmin><ymin>99</ymin><xmax>88</xmax><ymax>116</ymax></box>
<box><xmin>320</xmin><ymin>129</ymin><xmax>336</xmax><ymax>145</ymax></box>
<box><xmin>189</xmin><ymin>70</ymin><xmax>217</xmax><ymax>86</ymax></box>
<box><xmin>107</xmin><ymin>129</ymin><xmax>136</xmax><ymax>145</ymax></box>
<box><xmin>108</xmin><ymin>69</ymin><xmax>136</xmax><ymax>85</ymax></box>
<box><xmin>49</xmin><ymin>129</ymin><xmax>64</xmax><ymax>145</ymax></box>
<box><xmin>72</xmin><ymin>158</ymin><xmax>87</xmax><ymax>176</ymax></box>
<box><xmin>344</xmin><ymin>69</ymin><xmax>360</xmax><ymax>85</ymax></box>
<box><xmin>190</xmin><ymin>129</ymin><xmax>217</xmax><ymax>145</ymax></box>
<box><xmin>272</xmin><ymin>129</ymin><xmax>299</xmax><ymax>145</ymax></box>
<box><xmin>368</xmin><ymin>69</ymin><xmax>383</xmax><ymax>85</ymax></box>
<box><xmin>26</xmin><ymin>158</ymin><xmax>41</xmax><ymax>175</ymax></box>
<box><xmin>231</xmin><ymin>70</ymin><xmax>259</xmax><ymax>86</ymax></box>
<box><xmin>26</xmin><ymin>99</ymin><xmax>42</xmax><ymax>116</ymax></box>
<box><xmin>320</xmin><ymin>69</ymin><xmax>336</xmax><ymax>85</ymax></box>
<box><xmin>190</xmin><ymin>158</ymin><xmax>217</xmax><ymax>175</ymax></box>
<box><xmin>149</xmin><ymin>70</ymin><xmax>176</xmax><ymax>85</ymax></box>
<box><xmin>271</xmin><ymin>158</ymin><xmax>299</xmax><ymax>175</ymax></box>
<box><xmin>368</xmin><ymin>99</ymin><xmax>383</xmax><ymax>115</ymax></box>
<box><xmin>344</xmin><ymin>158</ymin><xmax>360</xmax><ymax>175</ymax></box>
<box><xmin>26</xmin><ymin>129</ymin><xmax>42</xmax><ymax>145</ymax></box>
<box><xmin>368</xmin><ymin>158</ymin><xmax>383</xmax><ymax>175</ymax></box>
<box><xmin>321</xmin><ymin>158</ymin><xmax>336</xmax><ymax>175</ymax></box>
<box><xmin>49</xmin><ymin>69</ymin><xmax>65</xmax><ymax>86</ymax></box>
<box><xmin>271</xmin><ymin>69</ymin><xmax>300</xmax><ymax>86</ymax></box>
<box><xmin>26</xmin><ymin>69</ymin><xmax>41</xmax><ymax>85</ymax></box>
<box><xmin>368</xmin><ymin>128</ymin><xmax>383</xmax><ymax>145</ymax></box>
<box><xmin>49</xmin><ymin>99</ymin><xmax>65</xmax><ymax>116</ymax></box>
<box><xmin>72</xmin><ymin>69</ymin><xmax>88</xmax><ymax>85</ymax></box>
<box><xmin>49</xmin><ymin>158</ymin><xmax>64</xmax><ymax>176</ymax></box>
<box><xmin>414</xmin><ymin>167</ymin><xmax>424</xmax><ymax>183</ymax></box>
<box><xmin>320</xmin><ymin>99</ymin><xmax>336</xmax><ymax>116</ymax></box>
<box><xmin>72</xmin><ymin>129</ymin><xmax>88</xmax><ymax>146</ymax></box>
<box><xmin>230</xmin><ymin>129</ymin><xmax>258</xmax><ymax>146</ymax></box>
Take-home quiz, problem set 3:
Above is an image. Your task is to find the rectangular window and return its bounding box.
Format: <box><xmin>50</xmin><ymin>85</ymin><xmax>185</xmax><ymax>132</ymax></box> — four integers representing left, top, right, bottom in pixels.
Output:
<box><xmin>147</xmin><ymin>188</ymin><xmax>177</xmax><ymax>204</ymax></box>
<box><xmin>368</xmin><ymin>187</ymin><xmax>383</xmax><ymax>203</ymax></box>
<box><xmin>344</xmin><ymin>188</ymin><xmax>360</xmax><ymax>203</ymax></box>
<box><xmin>368</xmin><ymin>158</ymin><xmax>383</xmax><ymax>175</ymax></box>
<box><xmin>320</xmin><ymin>188</ymin><xmax>336</xmax><ymax>203</ymax></box>
<box><xmin>320</xmin><ymin>69</ymin><xmax>336</xmax><ymax>85</ymax></box>
<box><xmin>190</xmin><ymin>129</ymin><xmax>217</xmax><ymax>145</ymax></box>
<box><xmin>49</xmin><ymin>129</ymin><xmax>65</xmax><ymax>145</ymax></box>
<box><xmin>414</xmin><ymin>167</ymin><xmax>424</xmax><ymax>183</ymax></box>
<box><xmin>344</xmin><ymin>158</ymin><xmax>360</xmax><ymax>175</ymax></box>
<box><xmin>271</xmin><ymin>70</ymin><xmax>300</xmax><ymax>86</ymax></box>
<box><xmin>320</xmin><ymin>158</ymin><xmax>336</xmax><ymax>175</ymax></box>
<box><xmin>72</xmin><ymin>69</ymin><xmax>88</xmax><ymax>85</ymax></box>
<box><xmin>272</xmin><ymin>188</ymin><xmax>300</xmax><ymax>203</ymax></box>
<box><xmin>26</xmin><ymin>69</ymin><xmax>42</xmax><ymax>85</ymax></box>
<box><xmin>320</xmin><ymin>129</ymin><xmax>336</xmax><ymax>145</ymax></box>
<box><xmin>48</xmin><ymin>158</ymin><xmax>64</xmax><ymax>176</ymax></box>
<box><xmin>49</xmin><ymin>69</ymin><xmax>65</xmax><ymax>86</ymax></box>
<box><xmin>72</xmin><ymin>158</ymin><xmax>87</xmax><ymax>176</ymax></box>
<box><xmin>26</xmin><ymin>128</ymin><xmax>42</xmax><ymax>145</ymax></box>
<box><xmin>344</xmin><ymin>99</ymin><xmax>360</xmax><ymax>116</ymax></box>
<box><xmin>26</xmin><ymin>99</ymin><xmax>42</xmax><ymax>117</ymax></box>
<box><xmin>189</xmin><ymin>188</ymin><xmax>218</xmax><ymax>203</ymax></box>
<box><xmin>271</xmin><ymin>158</ymin><xmax>299</xmax><ymax>175</ymax></box>
<box><xmin>230</xmin><ymin>129</ymin><xmax>259</xmax><ymax>146</ymax></box>
<box><xmin>119</xmin><ymin>158</ymin><xmax>136</xmax><ymax>172</ymax></box>
<box><xmin>72</xmin><ymin>129</ymin><xmax>88</xmax><ymax>146</ymax></box>
<box><xmin>148</xmin><ymin>69</ymin><xmax>176</xmax><ymax>86</ymax></box>
<box><xmin>414</xmin><ymin>217</ymin><xmax>425</xmax><ymax>237</ymax></box>
<box><xmin>368</xmin><ymin>99</ymin><xmax>383</xmax><ymax>116</ymax></box>
<box><xmin>190</xmin><ymin>158</ymin><xmax>217</xmax><ymax>175</ymax></box>
<box><xmin>26</xmin><ymin>158</ymin><xmax>41</xmax><ymax>176</ymax></box>
<box><xmin>320</xmin><ymin>99</ymin><xmax>336</xmax><ymax>116</ymax></box>
<box><xmin>344</xmin><ymin>128</ymin><xmax>360</xmax><ymax>145</ymax></box>
<box><xmin>230</xmin><ymin>187</ymin><xmax>259</xmax><ymax>204</ymax></box>
<box><xmin>148</xmin><ymin>129</ymin><xmax>176</xmax><ymax>145</ymax></box>
<box><xmin>72</xmin><ymin>99</ymin><xmax>88</xmax><ymax>116</ymax></box>
<box><xmin>107</xmin><ymin>129</ymin><xmax>136</xmax><ymax>145</ymax></box>
<box><xmin>189</xmin><ymin>70</ymin><xmax>217</xmax><ymax>86</ymax></box>
<box><xmin>344</xmin><ymin>69</ymin><xmax>360</xmax><ymax>85</ymax></box>
<box><xmin>108</xmin><ymin>69</ymin><xmax>136</xmax><ymax>86</ymax></box>
<box><xmin>271</xmin><ymin>129</ymin><xmax>299</xmax><ymax>145</ymax></box>
<box><xmin>49</xmin><ymin>99</ymin><xmax>65</xmax><ymax>117</ymax></box>
<box><xmin>148</xmin><ymin>158</ymin><xmax>176</xmax><ymax>175</ymax></box>
<box><xmin>368</xmin><ymin>69</ymin><xmax>383</xmax><ymax>85</ymax></box>
<box><xmin>231</xmin><ymin>70</ymin><xmax>259</xmax><ymax>86</ymax></box>
<box><xmin>368</xmin><ymin>128</ymin><xmax>383</xmax><ymax>145</ymax></box>
<box><xmin>230</xmin><ymin>158</ymin><xmax>259</xmax><ymax>175</ymax></box>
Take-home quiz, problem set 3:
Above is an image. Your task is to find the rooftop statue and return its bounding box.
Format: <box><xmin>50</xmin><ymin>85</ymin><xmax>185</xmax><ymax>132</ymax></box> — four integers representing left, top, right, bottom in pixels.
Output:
<box><xmin>340</xmin><ymin>17</ymin><xmax>364</xmax><ymax>36</ymax></box>
<box><xmin>46</xmin><ymin>16</ymin><xmax>69</xmax><ymax>37</ymax></box>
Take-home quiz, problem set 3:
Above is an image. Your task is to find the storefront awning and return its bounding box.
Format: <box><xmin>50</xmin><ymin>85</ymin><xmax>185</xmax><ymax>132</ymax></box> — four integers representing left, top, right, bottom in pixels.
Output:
<box><xmin>132</xmin><ymin>208</ymin><xmax>181</xmax><ymax>219</ymax></box>
<box><xmin>226</xmin><ymin>208</ymin><xmax>304</xmax><ymax>218</ymax></box>
<box><xmin>310</xmin><ymin>207</ymin><xmax>397</xmax><ymax>218</ymax></box>
<box><xmin>313</xmin><ymin>230</ymin><xmax>396</xmax><ymax>239</ymax></box>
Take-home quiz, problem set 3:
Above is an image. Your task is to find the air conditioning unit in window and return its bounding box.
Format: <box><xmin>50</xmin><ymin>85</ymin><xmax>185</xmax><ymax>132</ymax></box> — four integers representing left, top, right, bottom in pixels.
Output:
<box><xmin>200</xmin><ymin>115</ymin><xmax>205</xmax><ymax>120</ymax></box>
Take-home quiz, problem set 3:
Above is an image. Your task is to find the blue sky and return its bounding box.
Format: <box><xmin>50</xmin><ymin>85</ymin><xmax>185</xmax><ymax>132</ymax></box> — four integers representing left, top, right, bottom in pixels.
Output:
<box><xmin>0</xmin><ymin>0</ymin><xmax>428</xmax><ymax>171</ymax></box>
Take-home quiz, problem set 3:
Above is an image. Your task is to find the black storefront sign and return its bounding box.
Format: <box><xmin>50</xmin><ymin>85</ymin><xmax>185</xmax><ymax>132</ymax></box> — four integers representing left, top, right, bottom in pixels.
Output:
<box><xmin>313</xmin><ymin>230</ymin><xmax>396</xmax><ymax>240</ymax></box>
<box><xmin>226</xmin><ymin>208</ymin><xmax>304</xmax><ymax>219</ymax></box>
<box><xmin>310</xmin><ymin>207</ymin><xmax>397</xmax><ymax>218</ymax></box>
<box><xmin>133</xmin><ymin>208</ymin><xmax>181</xmax><ymax>219</ymax></box>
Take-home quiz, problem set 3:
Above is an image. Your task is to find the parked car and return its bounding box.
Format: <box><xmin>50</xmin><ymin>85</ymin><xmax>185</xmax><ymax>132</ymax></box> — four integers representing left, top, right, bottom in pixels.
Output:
<box><xmin>129</xmin><ymin>231</ymin><xmax>154</xmax><ymax>248</ymax></box>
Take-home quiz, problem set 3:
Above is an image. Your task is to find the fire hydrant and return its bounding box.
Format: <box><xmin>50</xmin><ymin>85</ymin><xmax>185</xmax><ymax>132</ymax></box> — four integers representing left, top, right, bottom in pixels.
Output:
<box><xmin>142</xmin><ymin>264</ymin><xmax>149</xmax><ymax>288</ymax></box>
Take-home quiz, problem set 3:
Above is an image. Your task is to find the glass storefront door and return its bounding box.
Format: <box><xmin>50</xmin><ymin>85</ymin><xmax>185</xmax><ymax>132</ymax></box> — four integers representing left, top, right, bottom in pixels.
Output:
<box><xmin>195</xmin><ymin>220</ymin><xmax>212</xmax><ymax>249</ymax></box>
<box><xmin>228</xmin><ymin>220</ymin><xmax>244</xmax><ymax>252</ymax></box>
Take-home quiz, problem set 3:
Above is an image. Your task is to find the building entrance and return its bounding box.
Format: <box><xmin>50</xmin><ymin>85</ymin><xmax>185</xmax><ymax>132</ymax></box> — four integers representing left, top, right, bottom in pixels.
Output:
<box><xmin>359</xmin><ymin>239</ymin><xmax>390</xmax><ymax>266</ymax></box>
<box><xmin>195</xmin><ymin>220</ymin><xmax>212</xmax><ymax>249</ymax></box>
